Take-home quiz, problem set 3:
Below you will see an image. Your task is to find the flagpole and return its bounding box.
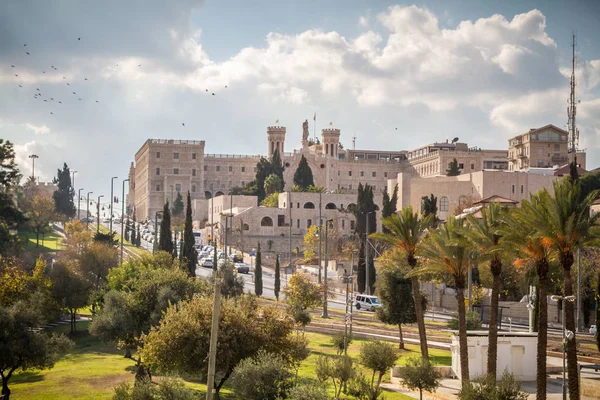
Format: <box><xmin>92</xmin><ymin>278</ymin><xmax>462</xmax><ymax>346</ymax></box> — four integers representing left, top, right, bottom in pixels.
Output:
<box><xmin>313</xmin><ymin>113</ymin><xmax>316</xmax><ymax>142</ymax></box>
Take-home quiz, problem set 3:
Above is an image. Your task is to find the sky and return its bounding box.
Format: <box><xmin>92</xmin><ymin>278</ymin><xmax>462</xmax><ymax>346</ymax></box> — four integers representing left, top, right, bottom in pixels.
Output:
<box><xmin>1</xmin><ymin>0</ymin><xmax>600</xmax><ymax>198</ymax></box>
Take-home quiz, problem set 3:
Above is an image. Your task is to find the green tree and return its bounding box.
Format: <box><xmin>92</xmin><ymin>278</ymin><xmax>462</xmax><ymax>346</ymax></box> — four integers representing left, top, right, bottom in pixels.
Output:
<box><xmin>400</xmin><ymin>357</ymin><xmax>441</xmax><ymax>400</ymax></box>
<box><xmin>158</xmin><ymin>202</ymin><xmax>173</xmax><ymax>254</ymax></box>
<box><xmin>381</xmin><ymin>185</ymin><xmax>398</xmax><ymax>234</ymax></box>
<box><xmin>284</xmin><ymin>273</ymin><xmax>323</xmax><ymax>333</ymax></box>
<box><xmin>0</xmin><ymin>140</ymin><xmax>26</xmax><ymax>255</ymax></box>
<box><xmin>579</xmin><ymin>170</ymin><xmax>600</xmax><ymax>199</ymax></box>
<box><xmin>421</xmin><ymin>194</ymin><xmax>438</xmax><ymax>225</ymax></box>
<box><xmin>370</xmin><ymin>207</ymin><xmax>432</xmax><ymax>359</ymax></box>
<box><xmin>465</xmin><ymin>202</ymin><xmax>504</xmax><ymax>378</ymax></box>
<box><xmin>231</xmin><ymin>351</ymin><xmax>294</xmax><ymax>400</ymax></box>
<box><xmin>50</xmin><ymin>260</ymin><xmax>91</xmax><ymax>334</ymax></box>
<box><xmin>316</xmin><ymin>355</ymin><xmax>355</xmax><ymax>400</ymax></box>
<box><xmin>356</xmin><ymin>341</ymin><xmax>398</xmax><ymax>400</ymax></box>
<box><xmin>446</xmin><ymin>158</ymin><xmax>460</xmax><ymax>176</ymax></box>
<box><xmin>52</xmin><ymin>162</ymin><xmax>76</xmax><ymax>219</ymax></box>
<box><xmin>261</xmin><ymin>193</ymin><xmax>279</xmax><ymax>207</ymax></box>
<box><xmin>375</xmin><ymin>265</ymin><xmax>417</xmax><ymax>349</ymax></box>
<box><xmin>171</xmin><ymin>191</ymin><xmax>184</xmax><ymax>217</ymax></box>
<box><xmin>499</xmin><ymin>198</ymin><xmax>553</xmax><ymax>400</ymax></box>
<box><xmin>255</xmin><ymin>150</ymin><xmax>285</xmax><ymax>203</ymax></box>
<box><xmin>182</xmin><ymin>191</ymin><xmax>198</xmax><ymax>276</ymax></box>
<box><xmin>352</xmin><ymin>183</ymin><xmax>376</xmax><ymax>294</ymax></box>
<box><xmin>447</xmin><ymin>310</ymin><xmax>482</xmax><ymax>330</ymax></box>
<box><xmin>419</xmin><ymin>216</ymin><xmax>472</xmax><ymax>388</ymax></box>
<box><xmin>293</xmin><ymin>155</ymin><xmax>314</xmax><ymax>190</ymax></box>
<box><xmin>255</xmin><ymin>243</ymin><xmax>263</xmax><ymax>296</ymax></box>
<box><xmin>140</xmin><ymin>295</ymin><xmax>299</xmax><ymax>398</ymax></box>
<box><xmin>209</xmin><ymin>261</ymin><xmax>244</xmax><ymax>298</ymax></box>
<box><xmin>136</xmin><ymin>224</ymin><xmax>141</xmax><ymax>247</ymax></box>
<box><xmin>457</xmin><ymin>371</ymin><xmax>527</xmax><ymax>400</ymax></box>
<box><xmin>287</xmin><ymin>382</ymin><xmax>329</xmax><ymax>400</ymax></box>
<box><xmin>264</xmin><ymin>173</ymin><xmax>283</xmax><ymax>196</ymax></box>
<box><xmin>124</xmin><ymin>217</ymin><xmax>131</xmax><ymax>241</ymax></box>
<box><xmin>113</xmin><ymin>378</ymin><xmax>198</xmax><ymax>400</ymax></box>
<box><xmin>0</xmin><ymin>306</ymin><xmax>73</xmax><ymax>400</ymax></box>
<box><xmin>130</xmin><ymin>213</ymin><xmax>137</xmax><ymax>246</ymax></box>
<box><xmin>530</xmin><ymin>179</ymin><xmax>599</xmax><ymax>399</ymax></box>
<box><xmin>274</xmin><ymin>255</ymin><xmax>281</xmax><ymax>300</ymax></box>
<box><xmin>22</xmin><ymin>194</ymin><xmax>57</xmax><ymax>247</ymax></box>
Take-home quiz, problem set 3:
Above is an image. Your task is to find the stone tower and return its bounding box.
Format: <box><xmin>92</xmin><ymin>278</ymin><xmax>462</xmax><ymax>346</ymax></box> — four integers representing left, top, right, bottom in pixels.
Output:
<box><xmin>267</xmin><ymin>126</ymin><xmax>286</xmax><ymax>158</ymax></box>
<box><xmin>321</xmin><ymin>128</ymin><xmax>341</xmax><ymax>158</ymax></box>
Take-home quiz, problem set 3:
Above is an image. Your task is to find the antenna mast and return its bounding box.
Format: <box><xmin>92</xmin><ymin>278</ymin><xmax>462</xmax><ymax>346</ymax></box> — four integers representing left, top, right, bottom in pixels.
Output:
<box><xmin>567</xmin><ymin>32</ymin><xmax>579</xmax><ymax>164</ymax></box>
<box><xmin>352</xmin><ymin>135</ymin><xmax>356</xmax><ymax>150</ymax></box>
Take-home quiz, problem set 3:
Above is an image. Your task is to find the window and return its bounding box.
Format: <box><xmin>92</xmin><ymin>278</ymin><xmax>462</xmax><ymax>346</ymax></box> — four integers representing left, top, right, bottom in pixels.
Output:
<box><xmin>260</xmin><ymin>217</ymin><xmax>273</xmax><ymax>227</ymax></box>
<box><xmin>470</xmin><ymin>163</ymin><xmax>475</xmax><ymax>169</ymax></box>
<box><xmin>372</xmin><ymin>171</ymin><xmax>376</xmax><ymax>177</ymax></box>
<box><xmin>384</xmin><ymin>171</ymin><xmax>388</xmax><ymax>178</ymax></box>
<box><xmin>360</xmin><ymin>171</ymin><xmax>364</xmax><ymax>177</ymax></box>
<box><xmin>307</xmin><ymin>219</ymin><xmax>312</xmax><ymax>228</ymax></box>
<box><xmin>241</xmin><ymin>166</ymin><xmax>246</xmax><ymax>172</ymax></box>
<box><xmin>349</xmin><ymin>184</ymin><xmax>352</xmax><ymax>190</ymax></box>
<box><xmin>192</xmin><ymin>184</ymin><xmax>196</xmax><ymax>192</ymax></box>
<box><xmin>228</xmin><ymin>165</ymin><xmax>232</xmax><ymax>172</ymax></box>
<box><xmin>458</xmin><ymin>163</ymin><xmax>464</xmax><ymax>169</ymax></box>
<box><xmin>278</xmin><ymin>215</ymin><xmax>285</xmax><ymax>227</ymax></box>
<box><xmin>373</xmin><ymin>185</ymin><xmax>376</xmax><ymax>190</ymax></box>
<box><xmin>228</xmin><ymin>180</ymin><xmax>232</xmax><ymax>187</ymax></box>
<box><xmin>192</xmin><ymin>168</ymin><xmax>196</xmax><ymax>176</ymax></box>
<box><xmin>348</xmin><ymin>171</ymin><xmax>352</xmax><ymax>177</ymax></box>
<box><xmin>458</xmin><ymin>196</ymin><xmax>467</xmax><ymax>205</ymax></box>
<box><xmin>297</xmin><ymin>219</ymin><xmax>300</xmax><ymax>228</ymax></box>
<box><xmin>215</xmin><ymin>179</ymin><xmax>220</xmax><ymax>186</ymax></box>
<box><xmin>337</xmin><ymin>170</ymin><xmax>340</xmax><ymax>176</ymax></box>
<box><xmin>325</xmin><ymin>203</ymin><xmax>336</xmax><ymax>210</ymax></box>
<box><xmin>173</xmin><ymin>152</ymin><xmax>179</xmax><ymax>159</ymax></box>
<box><xmin>174</xmin><ymin>168</ymin><xmax>179</xmax><ymax>175</ymax></box>
<box><xmin>303</xmin><ymin>202</ymin><xmax>315</xmax><ymax>209</ymax></box>
<box><xmin>156</xmin><ymin>184</ymin><xmax>161</xmax><ymax>191</ymax></box>
<box><xmin>241</xmin><ymin>181</ymin><xmax>245</xmax><ymax>186</ymax></box>
<box><xmin>175</xmin><ymin>183</ymin><xmax>181</xmax><ymax>192</ymax></box>
<box><xmin>521</xmin><ymin>185</ymin><xmax>524</xmax><ymax>194</ymax></box>
<box><xmin>156</xmin><ymin>167</ymin><xmax>160</xmax><ymax>175</ymax></box>
<box><xmin>156</xmin><ymin>151</ymin><xmax>160</xmax><ymax>159</ymax></box>
<box><xmin>440</xmin><ymin>196</ymin><xmax>449</xmax><ymax>212</ymax></box>
<box><xmin>342</xmin><ymin>219</ymin><xmax>345</xmax><ymax>229</ymax></box>
<box><xmin>243</xmin><ymin>223</ymin><xmax>249</xmax><ymax>231</ymax></box>
<box><xmin>350</xmin><ymin>220</ymin><xmax>355</xmax><ymax>230</ymax></box>
<box><xmin>216</xmin><ymin>166</ymin><xmax>221</xmax><ymax>172</ymax></box>
<box><xmin>192</xmin><ymin>153</ymin><xmax>196</xmax><ymax>160</ymax></box>
<box><xmin>512</xmin><ymin>184</ymin><xmax>515</xmax><ymax>194</ymax></box>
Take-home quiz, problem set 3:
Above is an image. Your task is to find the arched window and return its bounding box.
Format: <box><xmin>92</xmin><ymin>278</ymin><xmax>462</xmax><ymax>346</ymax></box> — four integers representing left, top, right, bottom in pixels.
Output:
<box><xmin>205</xmin><ymin>191</ymin><xmax>212</xmax><ymax>199</ymax></box>
<box><xmin>325</xmin><ymin>203</ymin><xmax>336</xmax><ymax>210</ymax></box>
<box><xmin>303</xmin><ymin>202</ymin><xmax>315</xmax><ymax>209</ymax></box>
<box><xmin>347</xmin><ymin>203</ymin><xmax>357</xmax><ymax>212</ymax></box>
<box><xmin>192</xmin><ymin>184</ymin><xmax>196</xmax><ymax>193</ymax></box>
<box><xmin>440</xmin><ymin>196</ymin><xmax>449</xmax><ymax>212</ymax></box>
<box><xmin>260</xmin><ymin>216</ymin><xmax>273</xmax><ymax>227</ymax></box>
<box><xmin>374</xmin><ymin>205</ymin><xmax>380</xmax><ymax>211</ymax></box>
<box><xmin>215</xmin><ymin>191</ymin><xmax>224</xmax><ymax>197</ymax></box>
<box><xmin>243</xmin><ymin>223</ymin><xmax>250</xmax><ymax>231</ymax></box>
<box><xmin>458</xmin><ymin>195</ymin><xmax>467</xmax><ymax>205</ymax></box>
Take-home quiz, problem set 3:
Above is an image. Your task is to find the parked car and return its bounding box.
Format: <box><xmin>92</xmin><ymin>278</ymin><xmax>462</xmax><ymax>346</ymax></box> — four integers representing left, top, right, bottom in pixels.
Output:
<box><xmin>235</xmin><ymin>263</ymin><xmax>250</xmax><ymax>274</ymax></box>
<box><xmin>198</xmin><ymin>250</ymin><xmax>210</xmax><ymax>259</ymax></box>
<box><xmin>102</xmin><ymin>217</ymin><xmax>111</xmax><ymax>223</ymax></box>
<box><xmin>354</xmin><ymin>295</ymin><xmax>382</xmax><ymax>311</ymax></box>
<box><xmin>201</xmin><ymin>258</ymin><xmax>213</xmax><ymax>268</ymax></box>
<box><xmin>590</xmin><ymin>325</ymin><xmax>597</xmax><ymax>335</ymax></box>
<box><xmin>232</xmin><ymin>254</ymin><xmax>244</xmax><ymax>263</ymax></box>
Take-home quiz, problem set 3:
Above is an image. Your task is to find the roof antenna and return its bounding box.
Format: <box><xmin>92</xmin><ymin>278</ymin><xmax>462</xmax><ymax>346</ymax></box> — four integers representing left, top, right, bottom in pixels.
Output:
<box><xmin>352</xmin><ymin>134</ymin><xmax>356</xmax><ymax>150</ymax></box>
<box><xmin>567</xmin><ymin>31</ymin><xmax>579</xmax><ymax>164</ymax></box>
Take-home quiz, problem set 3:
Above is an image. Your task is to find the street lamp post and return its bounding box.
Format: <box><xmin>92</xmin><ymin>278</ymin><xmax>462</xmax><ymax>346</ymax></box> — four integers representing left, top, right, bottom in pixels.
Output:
<box><xmin>109</xmin><ymin>176</ymin><xmax>118</xmax><ymax>234</ymax></box>
<box><xmin>96</xmin><ymin>195</ymin><xmax>104</xmax><ymax>234</ymax></box>
<box><xmin>321</xmin><ymin>219</ymin><xmax>334</xmax><ymax>318</ymax></box>
<box><xmin>72</xmin><ymin>170</ymin><xmax>77</xmax><ymax>192</ymax></box>
<box><xmin>170</xmin><ymin>185</ymin><xmax>174</xmax><ymax>205</ymax></box>
<box><xmin>551</xmin><ymin>294</ymin><xmax>577</xmax><ymax>400</ymax></box>
<box><xmin>120</xmin><ymin>179</ymin><xmax>130</xmax><ymax>266</ymax></box>
<box><xmin>78</xmin><ymin>188</ymin><xmax>83</xmax><ymax>220</ymax></box>
<box><xmin>365</xmin><ymin>211</ymin><xmax>375</xmax><ymax>295</ymax></box>
<box><xmin>153</xmin><ymin>211</ymin><xmax>162</xmax><ymax>254</ymax></box>
<box><xmin>318</xmin><ymin>191</ymin><xmax>322</xmax><ymax>284</ymax></box>
<box><xmin>86</xmin><ymin>192</ymin><xmax>93</xmax><ymax>228</ymax></box>
<box><xmin>28</xmin><ymin>154</ymin><xmax>39</xmax><ymax>181</ymax></box>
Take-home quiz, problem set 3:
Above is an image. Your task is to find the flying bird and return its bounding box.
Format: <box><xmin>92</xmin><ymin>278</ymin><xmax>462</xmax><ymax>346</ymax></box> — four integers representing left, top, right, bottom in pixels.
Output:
<box><xmin>78</xmin><ymin>98</ymin><xmax>82</xmax><ymax>100</ymax></box>
<box><xmin>225</xmin><ymin>85</ymin><xmax>228</xmax><ymax>88</ymax></box>
<box><xmin>44</xmin><ymin>100</ymin><xmax>47</xmax><ymax>102</ymax></box>
<box><xmin>182</xmin><ymin>123</ymin><xmax>185</xmax><ymax>127</ymax></box>
<box><xmin>26</xmin><ymin>52</ymin><xmax>30</xmax><ymax>55</ymax></box>
<box><xmin>36</xmin><ymin>88</ymin><xmax>40</xmax><ymax>91</ymax></box>
<box><xmin>59</xmin><ymin>101</ymin><xmax>62</xmax><ymax>104</ymax></box>
<box><xmin>24</xmin><ymin>44</ymin><xmax>26</xmax><ymax>46</ymax></box>
<box><xmin>395</xmin><ymin>128</ymin><xmax>398</xmax><ymax>130</ymax></box>
<box><xmin>84</xmin><ymin>78</ymin><xmax>88</xmax><ymax>80</ymax></box>
<box><xmin>95</xmin><ymin>100</ymin><xmax>99</xmax><ymax>103</ymax></box>
<box><xmin>15</xmin><ymin>74</ymin><xmax>18</xmax><ymax>77</ymax></box>
<box><xmin>138</xmin><ymin>64</ymin><xmax>142</xmax><ymax>67</ymax></box>
<box><xmin>205</xmin><ymin>89</ymin><xmax>208</xmax><ymax>92</ymax></box>
<box><xmin>18</xmin><ymin>85</ymin><xmax>22</xmax><ymax>88</ymax></box>
<box><xmin>212</xmin><ymin>93</ymin><xmax>215</xmax><ymax>95</ymax></box>
<box><xmin>72</xmin><ymin>91</ymin><xmax>76</xmax><ymax>94</ymax></box>
<box><xmin>50</xmin><ymin>112</ymin><xmax>53</xmax><ymax>115</ymax></box>
<box><xmin>78</xmin><ymin>37</ymin><xmax>81</xmax><ymax>41</ymax></box>
<box><xmin>63</xmin><ymin>77</ymin><xmax>66</xmax><ymax>79</ymax></box>
<box><xmin>66</xmin><ymin>83</ymin><xmax>70</xmax><ymax>86</ymax></box>
<box><xmin>11</xmin><ymin>65</ymin><xmax>14</xmax><ymax>68</ymax></box>
<box><xmin>43</xmin><ymin>71</ymin><xmax>45</xmax><ymax>73</ymax></box>
<box><xmin>50</xmin><ymin>98</ymin><xmax>54</xmax><ymax>100</ymax></box>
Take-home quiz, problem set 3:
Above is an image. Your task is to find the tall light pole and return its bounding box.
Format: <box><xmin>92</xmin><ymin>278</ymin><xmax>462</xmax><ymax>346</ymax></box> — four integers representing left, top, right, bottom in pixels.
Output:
<box><xmin>96</xmin><ymin>195</ymin><xmax>104</xmax><ymax>234</ymax></box>
<box><xmin>170</xmin><ymin>184</ymin><xmax>174</xmax><ymax>204</ymax></box>
<box><xmin>78</xmin><ymin>188</ymin><xmax>84</xmax><ymax>220</ymax></box>
<box><xmin>322</xmin><ymin>219</ymin><xmax>333</xmax><ymax>318</ymax></box>
<box><xmin>71</xmin><ymin>170</ymin><xmax>77</xmax><ymax>191</ymax></box>
<box><xmin>365</xmin><ymin>211</ymin><xmax>375</xmax><ymax>295</ymax></box>
<box><xmin>551</xmin><ymin>294</ymin><xmax>577</xmax><ymax>400</ymax></box>
<box><xmin>318</xmin><ymin>190</ymin><xmax>322</xmax><ymax>284</ymax></box>
<box><xmin>29</xmin><ymin>154</ymin><xmax>39</xmax><ymax>182</ymax></box>
<box><xmin>120</xmin><ymin>178</ymin><xmax>130</xmax><ymax>266</ymax></box>
<box><xmin>86</xmin><ymin>192</ymin><xmax>93</xmax><ymax>228</ymax></box>
<box><xmin>153</xmin><ymin>211</ymin><xmax>162</xmax><ymax>254</ymax></box>
<box><xmin>109</xmin><ymin>176</ymin><xmax>118</xmax><ymax>234</ymax></box>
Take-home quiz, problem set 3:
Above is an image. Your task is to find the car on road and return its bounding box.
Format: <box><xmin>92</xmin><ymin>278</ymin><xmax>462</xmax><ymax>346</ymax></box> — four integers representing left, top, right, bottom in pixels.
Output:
<box><xmin>354</xmin><ymin>295</ymin><xmax>382</xmax><ymax>311</ymax></box>
<box><xmin>232</xmin><ymin>254</ymin><xmax>244</xmax><ymax>263</ymax></box>
<box><xmin>198</xmin><ymin>250</ymin><xmax>210</xmax><ymax>259</ymax></box>
<box><xmin>80</xmin><ymin>217</ymin><xmax>94</xmax><ymax>223</ymax></box>
<box><xmin>200</xmin><ymin>258</ymin><xmax>213</xmax><ymax>268</ymax></box>
<box><xmin>234</xmin><ymin>263</ymin><xmax>250</xmax><ymax>274</ymax></box>
<box><xmin>102</xmin><ymin>217</ymin><xmax>111</xmax><ymax>223</ymax></box>
<box><xmin>590</xmin><ymin>325</ymin><xmax>597</xmax><ymax>335</ymax></box>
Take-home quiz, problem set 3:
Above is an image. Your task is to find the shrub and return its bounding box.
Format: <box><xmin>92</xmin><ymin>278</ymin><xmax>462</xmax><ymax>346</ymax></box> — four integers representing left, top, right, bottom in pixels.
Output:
<box><xmin>113</xmin><ymin>378</ymin><xmax>198</xmax><ymax>400</ymax></box>
<box><xmin>230</xmin><ymin>351</ymin><xmax>294</xmax><ymax>400</ymax></box>
<box><xmin>316</xmin><ymin>355</ymin><xmax>355</xmax><ymax>399</ymax></box>
<box><xmin>356</xmin><ymin>341</ymin><xmax>398</xmax><ymax>399</ymax></box>
<box><xmin>400</xmin><ymin>358</ymin><xmax>441</xmax><ymax>400</ymax></box>
<box><xmin>330</xmin><ymin>332</ymin><xmax>353</xmax><ymax>355</ymax></box>
<box><xmin>447</xmin><ymin>309</ymin><xmax>482</xmax><ymax>330</ymax></box>
<box><xmin>458</xmin><ymin>371</ymin><xmax>528</xmax><ymax>400</ymax></box>
<box><xmin>287</xmin><ymin>381</ymin><xmax>329</xmax><ymax>400</ymax></box>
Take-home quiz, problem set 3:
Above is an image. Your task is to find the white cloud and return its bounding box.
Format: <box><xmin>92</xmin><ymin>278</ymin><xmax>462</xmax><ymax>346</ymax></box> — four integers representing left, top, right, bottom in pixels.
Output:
<box><xmin>22</xmin><ymin>123</ymin><xmax>50</xmax><ymax>135</ymax></box>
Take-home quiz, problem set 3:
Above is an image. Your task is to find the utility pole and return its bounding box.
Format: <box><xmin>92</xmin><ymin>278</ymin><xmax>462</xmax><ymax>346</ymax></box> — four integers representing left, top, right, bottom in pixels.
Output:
<box><xmin>288</xmin><ymin>192</ymin><xmax>292</xmax><ymax>269</ymax></box>
<box><xmin>78</xmin><ymin>188</ymin><xmax>83</xmax><ymax>220</ymax></box>
<box><xmin>153</xmin><ymin>211</ymin><xmax>162</xmax><ymax>254</ymax></box>
<box><xmin>96</xmin><ymin>195</ymin><xmax>104</xmax><ymax>234</ymax></box>
<box><xmin>72</xmin><ymin>170</ymin><xmax>77</xmax><ymax>192</ymax></box>
<box><xmin>318</xmin><ymin>191</ymin><xmax>322</xmax><ymax>284</ymax></box>
<box><xmin>365</xmin><ymin>212</ymin><xmax>373</xmax><ymax>295</ymax></box>
<box><xmin>206</xmin><ymin>274</ymin><xmax>221</xmax><ymax>400</ymax></box>
<box><xmin>322</xmin><ymin>219</ymin><xmax>332</xmax><ymax>318</ymax></box>
<box><xmin>120</xmin><ymin>178</ymin><xmax>130</xmax><ymax>266</ymax></box>
<box><xmin>28</xmin><ymin>154</ymin><xmax>39</xmax><ymax>181</ymax></box>
<box><xmin>567</xmin><ymin>32</ymin><xmax>579</xmax><ymax>166</ymax></box>
<box><xmin>109</xmin><ymin>176</ymin><xmax>118</xmax><ymax>234</ymax></box>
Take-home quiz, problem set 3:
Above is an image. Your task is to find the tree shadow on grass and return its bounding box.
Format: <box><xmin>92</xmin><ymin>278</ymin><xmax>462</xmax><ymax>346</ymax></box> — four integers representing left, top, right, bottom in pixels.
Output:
<box><xmin>12</xmin><ymin>371</ymin><xmax>45</xmax><ymax>385</ymax></box>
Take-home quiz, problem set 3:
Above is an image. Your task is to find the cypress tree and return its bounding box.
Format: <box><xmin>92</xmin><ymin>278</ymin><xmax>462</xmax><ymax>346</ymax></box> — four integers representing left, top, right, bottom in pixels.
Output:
<box><xmin>381</xmin><ymin>184</ymin><xmax>398</xmax><ymax>233</ymax></box>
<box><xmin>130</xmin><ymin>212</ymin><xmax>137</xmax><ymax>245</ymax></box>
<box><xmin>182</xmin><ymin>191</ymin><xmax>198</xmax><ymax>276</ymax></box>
<box><xmin>172</xmin><ymin>191</ymin><xmax>184</xmax><ymax>216</ymax></box>
<box><xmin>52</xmin><ymin>162</ymin><xmax>76</xmax><ymax>219</ymax></box>
<box><xmin>293</xmin><ymin>155</ymin><xmax>314</xmax><ymax>189</ymax></box>
<box><xmin>172</xmin><ymin>232</ymin><xmax>178</xmax><ymax>259</ymax></box>
<box><xmin>352</xmin><ymin>183</ymin><xmax>376</xmax><ymax>293</ymax></box>
<box><xmin>446</xmin><ymin>158</ymin><xmax>461</xmax><ymax>176</ymax></box>
<box><xmin>135</xmin><ymin>225</ymin><xmax>141</xmax><ymax>247</ymax></box>
<box><xmin>274</xmin><ymin>254</ymin><xmax>281</xmax><ymax>301</ymax></box>
<box><xmin>158</xmin><ymin>202</ymin><xmax>173</xmax><ymax>254</ymax></box>
<box><xmin>124</xmin><ymin>217</ymin><xmax>131</xmax><ymax>241</ymax></box>
<box><xmin>255</xmin><ymin>242</ymin><xmax>263</xmax><ymax>296</ymax></box>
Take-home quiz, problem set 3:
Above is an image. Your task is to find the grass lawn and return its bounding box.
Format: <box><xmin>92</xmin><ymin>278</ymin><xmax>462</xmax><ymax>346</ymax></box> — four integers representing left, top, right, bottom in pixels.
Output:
<box><xmin>20</xmin><ymin>229</ymin><xmax>64</xmax><ymax>253</ymax></box>
<box><xmin>97</xmin><ymin>224</ymin><xmax>149</xmax><ymax>257</ymax></box>
<box><xmin>10</xmin><ymin>322</ymin><xmax>450</xmax><ymax>399</ymax></box>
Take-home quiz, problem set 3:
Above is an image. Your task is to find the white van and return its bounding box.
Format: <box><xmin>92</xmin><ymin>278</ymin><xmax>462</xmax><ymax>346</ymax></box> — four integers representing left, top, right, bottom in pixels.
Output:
<box><xmin>354</xmin><ymin>295</ymin><xmax>382</xmax><ymax>311</ymax></box>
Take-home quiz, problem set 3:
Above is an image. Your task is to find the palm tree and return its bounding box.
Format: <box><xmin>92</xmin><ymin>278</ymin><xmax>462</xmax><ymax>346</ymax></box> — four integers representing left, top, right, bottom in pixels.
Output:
<box><xmin>371</xmin><ymin>206</ymin><xmax>432</xmax><ymax>360</ymax></box>
<box><xmin>465</xmin><ymin>202</ymin><xmax>503</xmax><ymax>378</ymax></box>
<box><xmin>533</xmin><ymin>179</ymin><xmax>600</xmax><ymax>400</ymax></box>
<box><xmin>418</xmin><ymin>216</ymin><xmax>472</xmax><ymax>388</ymax></box>
<box><xmin>500</xmin><ymin>195</ymin><xmax>553</xmax><ymax>400</ymax></box>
